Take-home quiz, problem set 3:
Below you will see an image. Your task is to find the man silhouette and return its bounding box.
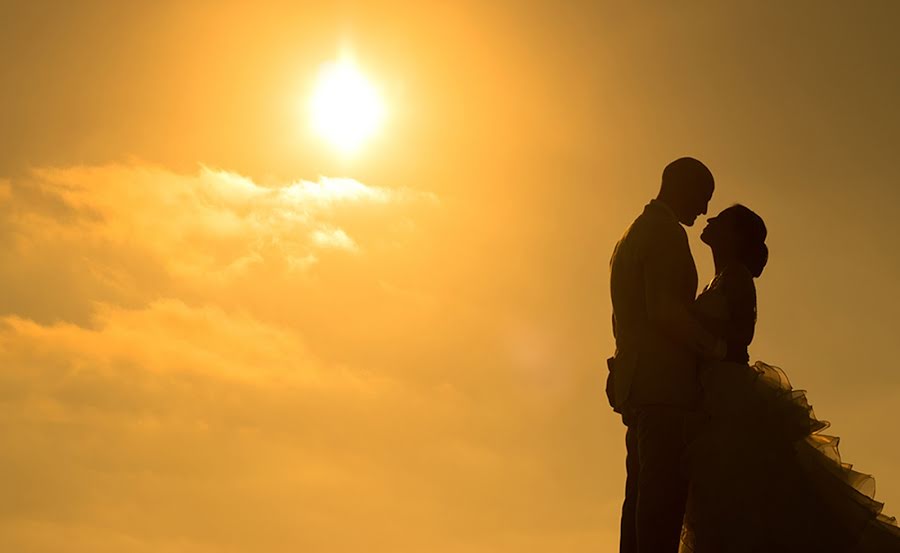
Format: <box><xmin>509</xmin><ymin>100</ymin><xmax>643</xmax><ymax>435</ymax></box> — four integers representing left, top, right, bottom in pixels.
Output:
<box><xmin>608</xmin><ymin>157</ymin><xmax>726</xmax><ymax>553</ymax></box>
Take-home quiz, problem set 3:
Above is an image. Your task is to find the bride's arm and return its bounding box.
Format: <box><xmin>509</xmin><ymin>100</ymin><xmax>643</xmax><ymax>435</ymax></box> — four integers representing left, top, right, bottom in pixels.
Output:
<box><xmin>722</xmin><ymin>267</ymin><xmax>757</xmax><ymax>350</ymax></box>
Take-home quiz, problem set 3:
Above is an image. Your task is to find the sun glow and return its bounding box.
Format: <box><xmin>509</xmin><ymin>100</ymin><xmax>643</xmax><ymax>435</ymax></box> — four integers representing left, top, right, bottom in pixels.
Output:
<box><xmin>309</xmin><ymin>57</ymin><xmax>385</xmax><ymax>156</ymax></box>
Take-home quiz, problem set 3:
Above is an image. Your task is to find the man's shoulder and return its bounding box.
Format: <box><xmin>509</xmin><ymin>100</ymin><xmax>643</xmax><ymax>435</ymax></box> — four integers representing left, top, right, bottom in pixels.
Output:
<box><xmin>627</xmin><ymin>204</ymin><xmax>686</xmax><ymax>244</ymax></box>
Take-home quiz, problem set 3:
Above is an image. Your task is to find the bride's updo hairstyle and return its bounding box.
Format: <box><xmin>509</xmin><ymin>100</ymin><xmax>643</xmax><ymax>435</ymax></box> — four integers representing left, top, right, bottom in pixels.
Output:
<box><xmin>725</xmin><ymin>204</ymin><xmax>768</xmax><ymax>278</ymax></box>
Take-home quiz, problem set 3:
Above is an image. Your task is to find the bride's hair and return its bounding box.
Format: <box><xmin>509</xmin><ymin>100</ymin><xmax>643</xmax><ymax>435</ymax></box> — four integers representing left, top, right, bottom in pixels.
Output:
<box><xmin>726</xmin><ymin>204</ymin><xmax>768</xmax><ymax>277</ymax></box>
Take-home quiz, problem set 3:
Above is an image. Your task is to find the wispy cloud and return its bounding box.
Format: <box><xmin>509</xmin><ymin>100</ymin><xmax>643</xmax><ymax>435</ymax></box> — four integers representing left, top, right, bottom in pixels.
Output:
<box><xmin>0</xmin><ymin>163</ymin><xmax>436</xmax><ymax>326</ymax></box>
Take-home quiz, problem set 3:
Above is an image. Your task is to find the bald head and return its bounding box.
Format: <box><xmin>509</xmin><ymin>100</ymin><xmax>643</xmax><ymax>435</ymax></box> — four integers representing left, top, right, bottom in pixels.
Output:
<box><xmin>657</xmin><ymin>157</ymin><xmax>715</xmax><ymax>226</ymax></box>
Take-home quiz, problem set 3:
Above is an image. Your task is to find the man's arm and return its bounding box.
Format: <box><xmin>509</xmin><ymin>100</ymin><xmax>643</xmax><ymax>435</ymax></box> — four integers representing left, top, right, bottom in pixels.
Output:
<box><xmin>643</xmin><ymin>230</ymin><xmax>726</xmax><ymax>360</ymax></box>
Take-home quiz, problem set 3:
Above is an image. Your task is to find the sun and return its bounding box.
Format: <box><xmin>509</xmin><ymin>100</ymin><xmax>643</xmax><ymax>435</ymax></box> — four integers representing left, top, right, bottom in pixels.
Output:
<box><xmin>309</xmin><ymin>57</ymin><xmax>385</xmax><ymax>156</ymax></box>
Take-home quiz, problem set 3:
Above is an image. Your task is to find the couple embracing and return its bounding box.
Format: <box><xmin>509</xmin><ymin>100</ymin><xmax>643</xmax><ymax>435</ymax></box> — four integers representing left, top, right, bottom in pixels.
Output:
<box><xmin>608</xmin><ymin>158</ymin><xmax>900</xmax><ymax>553</ymax></box>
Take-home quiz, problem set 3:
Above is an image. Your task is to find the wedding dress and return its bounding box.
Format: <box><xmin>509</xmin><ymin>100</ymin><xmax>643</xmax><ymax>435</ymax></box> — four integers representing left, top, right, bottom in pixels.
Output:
<box><xmin>680</xmin><ymin>265</ymin><xmax>900</xmax><ymax>552</ymax></box>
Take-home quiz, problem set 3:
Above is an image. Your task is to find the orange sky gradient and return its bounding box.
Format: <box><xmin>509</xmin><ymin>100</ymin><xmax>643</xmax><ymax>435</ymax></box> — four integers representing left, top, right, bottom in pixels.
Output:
<box><xmin>1</xmin><ymin>2</ymin><xmax>899</xmax><ymax>552</ymax></box>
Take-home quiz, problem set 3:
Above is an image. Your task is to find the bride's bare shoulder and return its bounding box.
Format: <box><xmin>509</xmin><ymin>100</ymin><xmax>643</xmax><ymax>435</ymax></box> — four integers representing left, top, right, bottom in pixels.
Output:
<box><xmin>721</xmin><ymin>264</ymin><xmax>757</xmax><ymax>312</ymax></box>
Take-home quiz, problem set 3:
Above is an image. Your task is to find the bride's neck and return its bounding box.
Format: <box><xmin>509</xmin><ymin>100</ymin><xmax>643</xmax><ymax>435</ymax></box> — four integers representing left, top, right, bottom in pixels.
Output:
<box><xmin>712</xmin><ymin>249</ymin><xmax>739</xmax><ymax>275</ymax></box>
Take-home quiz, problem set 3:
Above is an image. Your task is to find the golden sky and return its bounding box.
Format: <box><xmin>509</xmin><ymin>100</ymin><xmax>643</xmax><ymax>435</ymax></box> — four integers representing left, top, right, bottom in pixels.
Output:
<box><xmin>1</xmin><ymin>2</ymin><xmax>899</xmax><ymax>552</ymax></box>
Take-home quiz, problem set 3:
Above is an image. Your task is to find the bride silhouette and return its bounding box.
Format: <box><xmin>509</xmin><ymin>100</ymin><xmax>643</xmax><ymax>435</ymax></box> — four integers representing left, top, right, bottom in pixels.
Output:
<box><xmin>681</xmin><ymin>204</ymin><xmax>900</xmax><ymax>552</ymax></box>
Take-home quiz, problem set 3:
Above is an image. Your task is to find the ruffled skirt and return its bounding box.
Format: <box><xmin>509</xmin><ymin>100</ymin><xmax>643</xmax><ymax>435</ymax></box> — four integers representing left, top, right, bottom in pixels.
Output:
<box><xmin>681</xmin><ymin>361</ymin><xmax>900</xmax><ymax>552</ymax></box>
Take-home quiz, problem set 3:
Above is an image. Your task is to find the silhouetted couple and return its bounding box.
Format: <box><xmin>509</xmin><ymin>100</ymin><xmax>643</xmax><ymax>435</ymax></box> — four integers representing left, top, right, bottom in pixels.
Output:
<box><xmin>607</xmin><ymin>158</ymin><xmax>900</xmax><ymax>553</ymax></box>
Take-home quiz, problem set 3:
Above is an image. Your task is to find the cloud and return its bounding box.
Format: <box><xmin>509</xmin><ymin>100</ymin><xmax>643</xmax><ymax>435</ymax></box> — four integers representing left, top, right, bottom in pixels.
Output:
<box><xmin>0</xmin><ymin>163</ymin><xmax>436</xmax><ymax>326</ymax></box>
<box><xmin>0</xmin><ymin>163</ymin><xmax>458</xmax><ymax>552</ymax></box>
<box><xmin>0</xmin><ymin>300</ymin><xmax>424</xmax><ymax>552</ymax></box>
<box><xmin>0</xmin><ymin>162</ymin><xmax>623</xmax><ymax>553</ymax></box>
<box><xmin>311</xmin><ymin>226</ymin><xmax>358</xmax><ymax>251</ymax></box>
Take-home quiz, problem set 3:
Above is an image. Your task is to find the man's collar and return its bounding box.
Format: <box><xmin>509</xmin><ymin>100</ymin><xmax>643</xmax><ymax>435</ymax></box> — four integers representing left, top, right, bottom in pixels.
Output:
<box><xmin>649</xmin><ymin>198</ymin><xmax>679</xmax><ymax>223</ymax></box>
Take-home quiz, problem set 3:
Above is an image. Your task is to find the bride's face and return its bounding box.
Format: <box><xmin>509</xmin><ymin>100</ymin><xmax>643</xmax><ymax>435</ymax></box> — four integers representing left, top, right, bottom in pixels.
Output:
<box><xmin>701</xmin><ymin>210</ymin><xmax>737</xmax><ymax>250</ymax></box>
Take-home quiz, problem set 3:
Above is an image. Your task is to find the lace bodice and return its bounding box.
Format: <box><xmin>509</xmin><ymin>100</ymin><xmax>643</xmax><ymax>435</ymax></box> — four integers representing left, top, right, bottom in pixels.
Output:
<box><xmin>693</xmin><ymin>265</ymin><xmax>757</xmax><ymax>363</ymax></box>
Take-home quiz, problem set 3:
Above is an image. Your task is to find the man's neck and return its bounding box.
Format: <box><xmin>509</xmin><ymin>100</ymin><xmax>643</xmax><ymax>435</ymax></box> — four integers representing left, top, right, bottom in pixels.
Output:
<box><xmin>651</xmin><ymin>197</ymin><xmax>679</xmax><ymax>223</ymax></box>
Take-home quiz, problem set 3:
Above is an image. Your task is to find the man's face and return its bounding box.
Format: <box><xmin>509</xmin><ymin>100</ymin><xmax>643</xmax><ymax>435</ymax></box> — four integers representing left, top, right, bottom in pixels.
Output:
<box><xmin>678</xmin><ymin>183</ymin><xmax>714</xmax><ymax>226</ymax></box>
